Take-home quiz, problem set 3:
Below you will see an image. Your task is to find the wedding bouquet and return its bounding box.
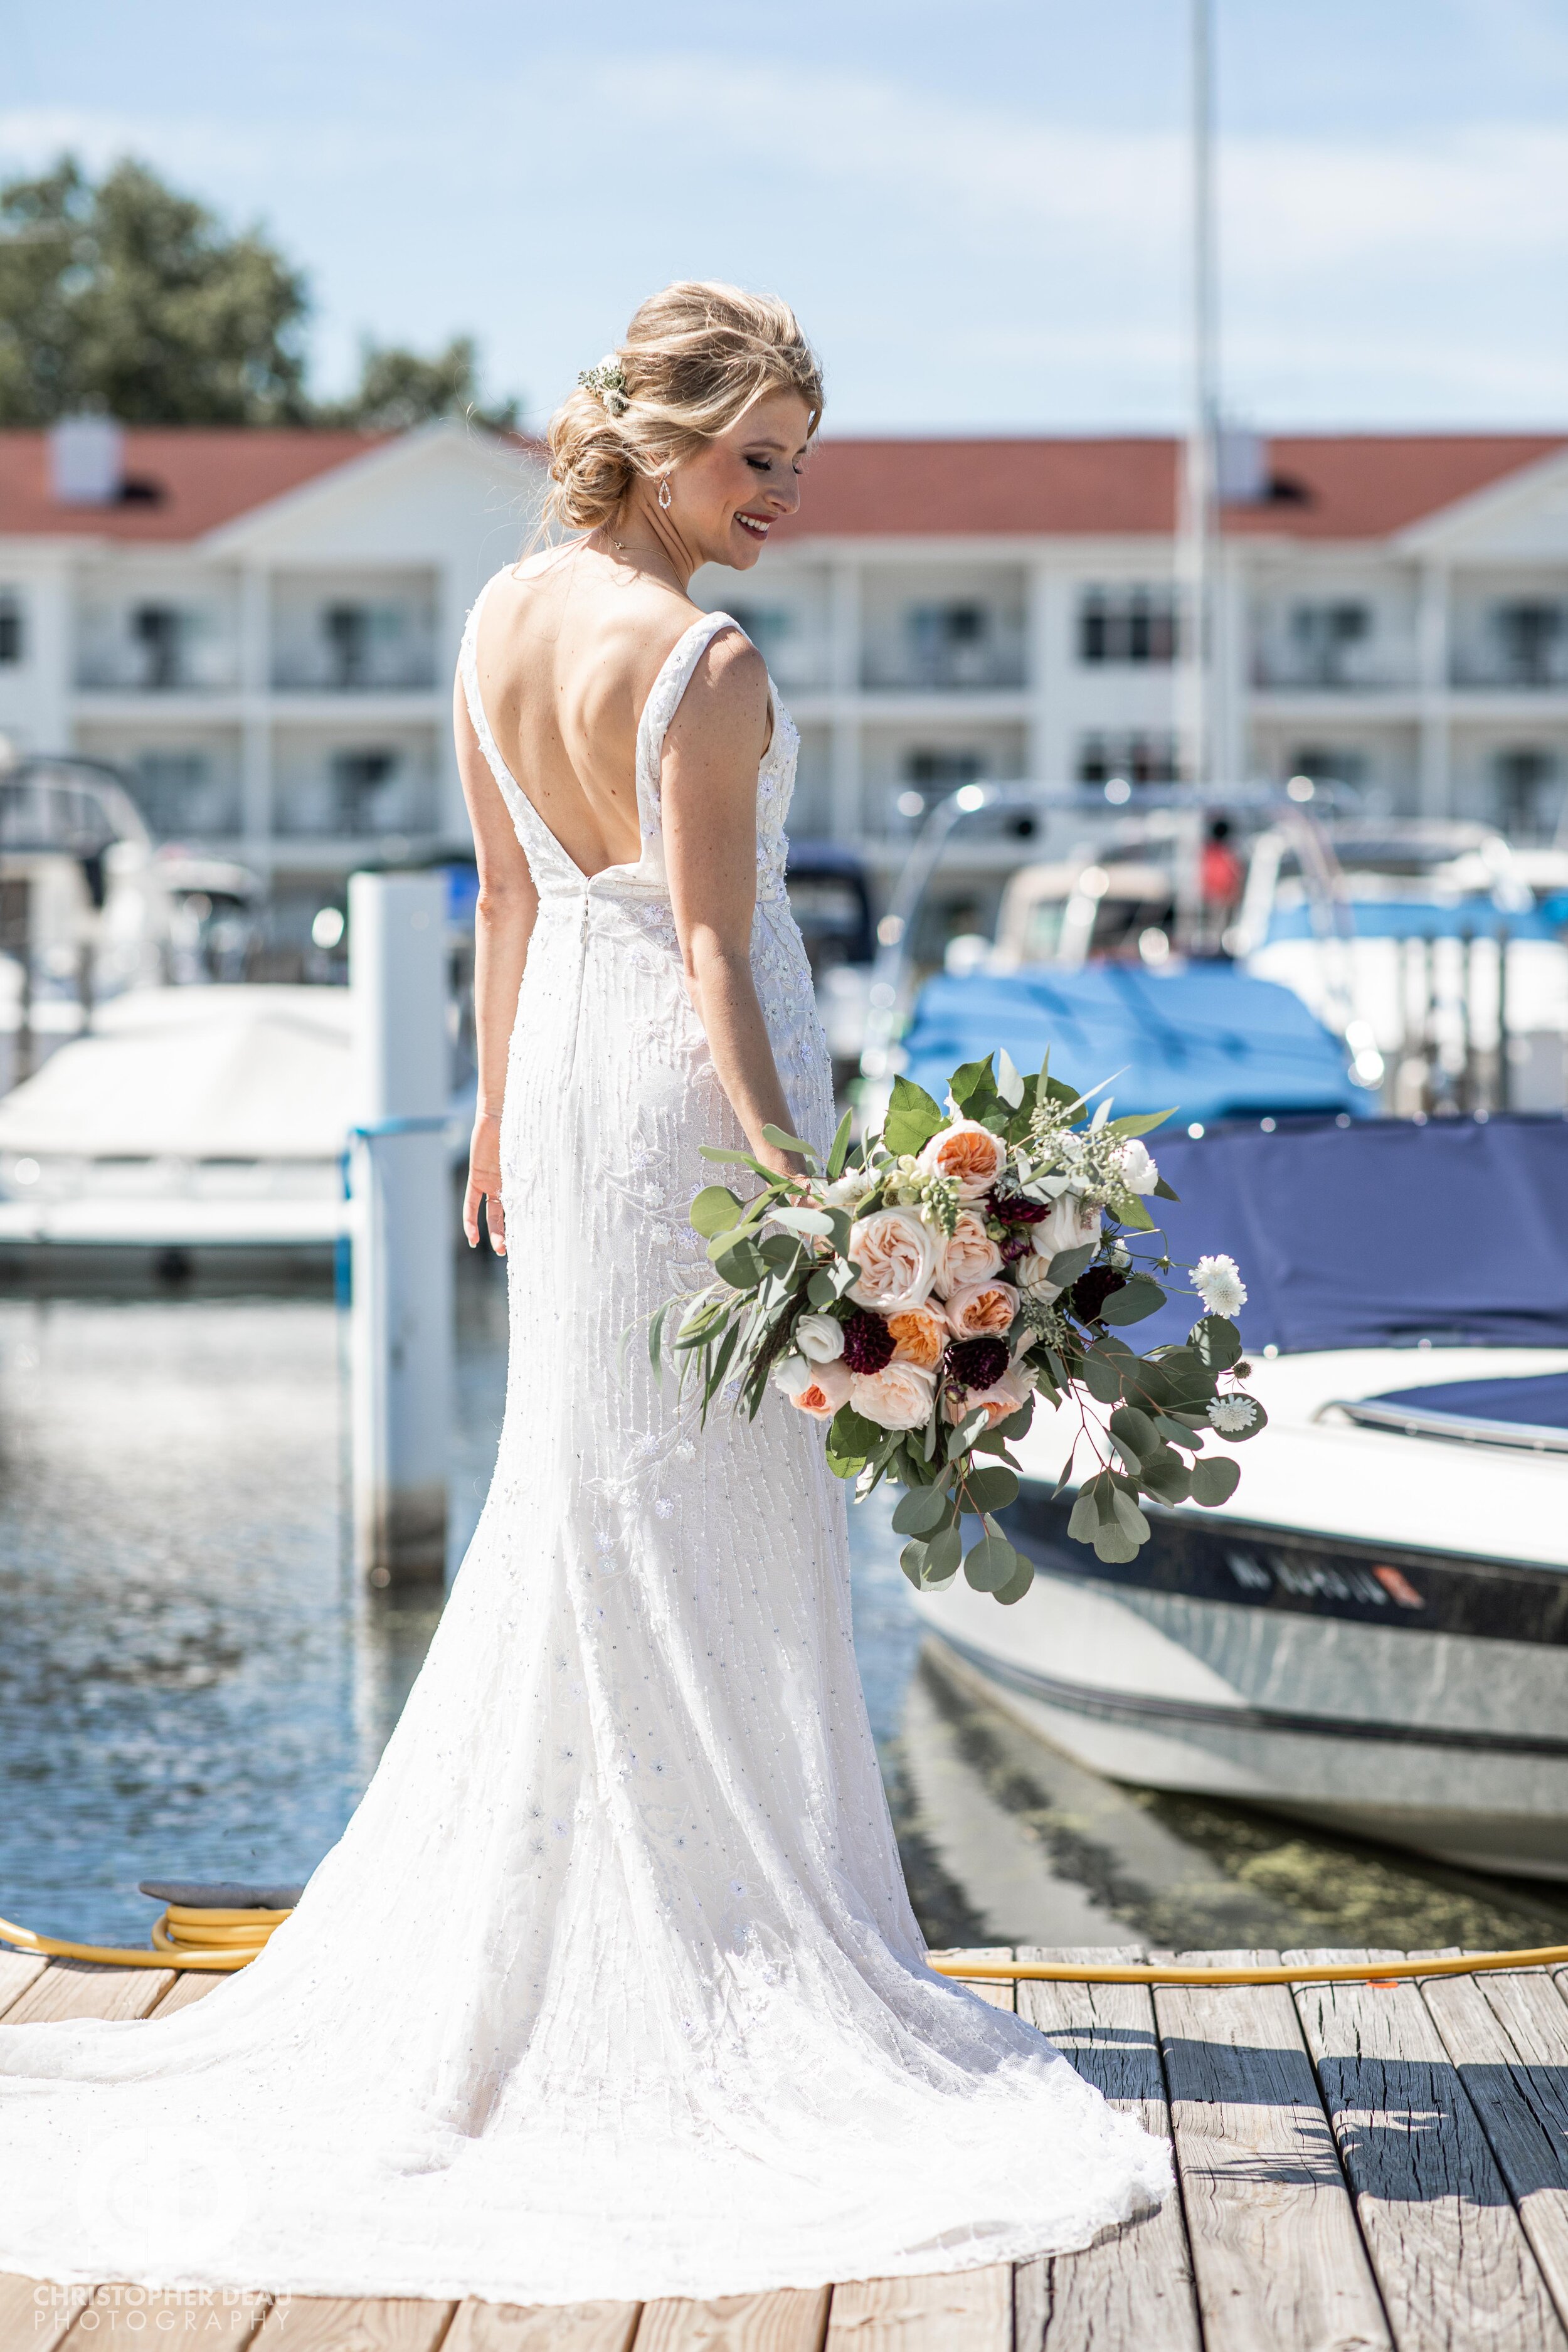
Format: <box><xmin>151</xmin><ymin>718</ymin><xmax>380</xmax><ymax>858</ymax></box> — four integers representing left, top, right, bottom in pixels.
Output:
<box><xmin>651</xmin><ymin>1051</ymin><xmax>1263</xmax><ymax>1608</ymax></box>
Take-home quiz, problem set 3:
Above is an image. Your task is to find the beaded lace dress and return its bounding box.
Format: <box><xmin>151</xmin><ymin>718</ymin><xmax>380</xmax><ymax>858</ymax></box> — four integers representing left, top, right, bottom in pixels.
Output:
<box><xmin>0</xmin><ymin>576</ymin><xmax>1170</xmax><ymax>2302</ymax></box>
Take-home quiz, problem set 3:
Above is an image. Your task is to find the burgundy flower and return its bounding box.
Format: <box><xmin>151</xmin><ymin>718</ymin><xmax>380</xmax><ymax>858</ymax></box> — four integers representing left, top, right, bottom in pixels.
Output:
<box><xmin>988</xmin><ymin>1188</ymin><xmax>1049</xmax><ymax>1225</ymax></box>
<box><xmin>1071</xmin><ymin>1263</ymin><xmax>1126</xmax><ymax>1323</ymax></box>
<box><xmin>840</xmin><ymin>1308</ymin><xmax>895</xmax><ymax>1375</ymax></box>
<box><xmin>946</xmin><ymin>1334</ymin><xmax>1010</xmax><ymax>1393</ymax></box>
<box><xmin>999</xmin><ymin>1231</ymin><xmax>1034</xmax><ymax>1262</ymax></box>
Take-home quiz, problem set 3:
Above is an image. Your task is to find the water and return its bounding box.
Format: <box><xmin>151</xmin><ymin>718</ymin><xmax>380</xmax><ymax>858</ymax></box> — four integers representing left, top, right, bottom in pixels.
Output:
<box><xmin>5</xmin><ymin>1262</ymin><xmax>1568</xmax><ymax>1956</ymax></box>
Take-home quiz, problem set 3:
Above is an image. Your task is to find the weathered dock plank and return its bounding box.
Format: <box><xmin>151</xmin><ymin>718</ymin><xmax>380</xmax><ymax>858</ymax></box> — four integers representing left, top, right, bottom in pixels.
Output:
<box><xmin>635</xmin><ymin>2287</ymin><xmax>829</xmax><ymax>2349</ymax></box>
<box><xmin>0</xmin><ymin>2276</ymin><xmax>92</xmax><ymax>2352</ymax></box>
<box><xmin>446</xmin><ymin>2299</ymin><xmax>640</xmax><ymax>2351</ymax></box>
<box><xmin>817</xmin><ymin>1953</ymin><xmax>1010</xmax><ymax>2352</ymax></box>
<box><xmin>250</xmin><ymin>2294</ymin><xmax>455</xmax><ymax>2350</ymax></box>
<box><xmin>1158</xmin><ymin>1950</ymin><xmax>1389</xmax><ymax>2352</ymax></box>
<box><xmin>1012</xmin><ymin>1946</ymin><xmax>1199</xmax><ymax>2352</ymax></box>
<box><xmin>823</xmin><ymin>2267</ymin><xmax>1010</xmax><ymax>2351</ymax></box>
<box><xmin>2</xmin><ymin>1957</ymin><xmax>174</xmax><ymax>2025</ymax></box>
<box><xmin>1290</xmin><ymin>1947</ymin><xmax>1567</xmax><ymax>2352</ymax></box>
<box><xmin>1420</xmin><ymin>1961</ymin><xmax>1568</xmax><ymax>2331</ymax></box>
<box><xmin>0</xmin><ymin>1951</ymin><xmax>48</xmax><ymax>2019</ymax></box>
<box><xmin>148</xmin><ymin>1966</ymin><xmax>230</xmax><ymax>2018</ymax></box>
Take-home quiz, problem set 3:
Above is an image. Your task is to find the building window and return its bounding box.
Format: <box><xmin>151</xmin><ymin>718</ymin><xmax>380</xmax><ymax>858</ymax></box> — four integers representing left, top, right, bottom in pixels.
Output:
<box><xmin>0</xmin><ymin>591</ymin><xmax>22</xmax><ymax>665</ymax></box>
<box><xmin>332</xmin><ymin>748</ymin><xmax>402</xmax><ymax>832</ymax></box>
<box><xmin>1491</xmin><ymin>602</ymin><xmax>1566</xmax><ymax>687</ymax></box>
<box><xmin>1076</xmin><ymin>733</ymin><xmax>1179</xmax><ymax>787</ymax></box>
<box><xmin>1288</xmin><ymin>600</ymin><xmax>1370</xmax><ymax>686</ymax></box>
<box><xmin>1078</xmin><ymin>586</ymin><xmax>1177</xmax><ymax>666</ymax></box>
<box><xmin>129</xmin><ymin>751</ymin><xmax>239</xmax><ymax>839</ymax></box>
<box><xmin>130</xmin><ymin>603</ymin><xmax>191</xmax><ymax>690</ymax></box>
<box><xmin>1495</xmin><ymin>748</ymin><xmax>1562</xmax><ymax>842</ymax></box>
<box><xmin>1288</xmin><ymin>745</ymin><xmax>1367</xmax><ymax>790</ymax></box>
<box><xmin>905</xmin><ymin>603</ymin><xmax>992</xmax><ymax>689</ymax></box>
<box><xmin>728</xmin><ymin>605</ymin><xmax>794</xmax><ymax>665</ymax></box>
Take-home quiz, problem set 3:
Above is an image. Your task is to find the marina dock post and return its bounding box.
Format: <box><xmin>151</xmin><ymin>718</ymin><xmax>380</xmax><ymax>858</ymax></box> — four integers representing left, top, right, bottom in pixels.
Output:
<box><xmin>348</xmin><ymin>870</ymin><xmax>451</xmax><ymax>1587</ymax></box>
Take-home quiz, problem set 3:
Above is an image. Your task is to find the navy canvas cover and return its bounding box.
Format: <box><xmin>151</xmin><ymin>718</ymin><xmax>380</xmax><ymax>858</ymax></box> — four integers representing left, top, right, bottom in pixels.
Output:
<box><xmin>1370</xmin><ymin>1372</ymin><xmax>1568</xmax><ymax>1429</ymax></box>
<box><xmin>1130</xmin><ymin>1116</ymin><xmax>1568</xmax><ymax>1355</ymax></box>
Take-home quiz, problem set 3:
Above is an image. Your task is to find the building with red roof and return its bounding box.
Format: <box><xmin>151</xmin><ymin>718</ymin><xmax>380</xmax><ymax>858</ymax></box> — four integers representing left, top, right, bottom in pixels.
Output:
<box><xmin>1</xmin><ymin>421</ymin><xmax>1565</xmax><ymax>911</ymax></box>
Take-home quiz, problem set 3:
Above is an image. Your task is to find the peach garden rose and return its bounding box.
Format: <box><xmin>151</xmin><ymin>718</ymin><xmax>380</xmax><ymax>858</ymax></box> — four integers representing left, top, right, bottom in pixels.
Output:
<box><xmin>943</xmin><ymin>1279</ymin><xmax>1018</xmax><ymax>1341</ymax></box>
<box><xmin>886</xmin><ymin>1305</ymin><xmax>948</xmax><ymax>1370</ymax></box>
<box><xmin>850</xmin><ymin>1360</ymin><xmax>936</xmax><ymax>1431</ymax></box>
<box><xmin>933</xmin><ymin>1208</ymin><xmax>1003</xmax><ymax>1299</ymax></box>
<box><xmin>845</xmin><ymin>1206</ymin><xmax>938</xmax><ymax>1313</ymax></box>
<box><xmin>916</xmin><ymin>1118</ymin><xmax>1007</xmax><ymax>1201</ymax></box>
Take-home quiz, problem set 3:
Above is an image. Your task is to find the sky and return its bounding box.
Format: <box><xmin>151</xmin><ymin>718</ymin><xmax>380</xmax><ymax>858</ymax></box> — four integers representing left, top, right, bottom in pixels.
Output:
<box><xmin>5</xmin><ymin>1</ymin><xmax>1567</xmax><ymax>435</ymax></box>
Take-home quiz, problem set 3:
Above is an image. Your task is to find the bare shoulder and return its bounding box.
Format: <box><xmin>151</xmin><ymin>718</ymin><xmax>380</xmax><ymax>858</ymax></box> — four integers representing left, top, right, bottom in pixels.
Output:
<box><xmin>668</xmin><ymin>622</ymin><xmax>770</xmax><ymax>733</ymax></box>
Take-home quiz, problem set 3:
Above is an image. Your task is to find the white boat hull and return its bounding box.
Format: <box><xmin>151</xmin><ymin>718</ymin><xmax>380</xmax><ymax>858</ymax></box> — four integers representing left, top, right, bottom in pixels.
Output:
<box><xmin>914</xmin><ymin>1346</ymin><xmax>1568</xmax><ymax>1878</ymax></box>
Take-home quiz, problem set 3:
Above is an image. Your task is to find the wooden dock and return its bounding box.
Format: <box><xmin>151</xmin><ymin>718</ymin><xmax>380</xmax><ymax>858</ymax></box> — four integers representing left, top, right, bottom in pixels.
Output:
<box><xmin>8</xmin><ymin>1940</ymin><xmax>1568</xmax><ymax>2349</ymax></box>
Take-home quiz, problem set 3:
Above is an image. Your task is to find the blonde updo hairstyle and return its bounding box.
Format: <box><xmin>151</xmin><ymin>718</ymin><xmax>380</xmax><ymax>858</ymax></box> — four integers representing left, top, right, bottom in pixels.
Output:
<box><xmin>546</xmin><ymin>282</ymin><xmax>824</xmax><ymax>534</ymax></box>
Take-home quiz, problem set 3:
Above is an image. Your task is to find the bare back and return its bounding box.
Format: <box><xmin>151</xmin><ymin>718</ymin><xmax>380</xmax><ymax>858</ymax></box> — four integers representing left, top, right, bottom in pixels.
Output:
<box><xmin>470</xmin><ymin>546</ymin><xmax>708</xmax><ymax>878</ymax></box>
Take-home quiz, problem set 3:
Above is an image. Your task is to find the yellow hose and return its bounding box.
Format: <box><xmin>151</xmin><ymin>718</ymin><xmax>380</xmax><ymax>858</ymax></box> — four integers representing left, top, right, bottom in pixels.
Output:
<box><xmin>7</xmin><ymin>1905</ymin><xmax>1568</xmax><ymax>1989</ymax></box>
<box><xmin>0</xmin><ymin>1901</ymin><xmax>289</xmax><ymax>1974</ymax></box>
<box><xmin>929</xmin><ymin>1947</ymin><xmax>1568</xmax><ymax>1987</ymax></box>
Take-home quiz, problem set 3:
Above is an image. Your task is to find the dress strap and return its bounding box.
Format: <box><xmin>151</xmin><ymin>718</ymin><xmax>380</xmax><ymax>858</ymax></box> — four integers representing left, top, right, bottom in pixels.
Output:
<box><xmin>633</xmin><ymin>612</ymin><xmax>743</xmax><ymax>854</ymax></box>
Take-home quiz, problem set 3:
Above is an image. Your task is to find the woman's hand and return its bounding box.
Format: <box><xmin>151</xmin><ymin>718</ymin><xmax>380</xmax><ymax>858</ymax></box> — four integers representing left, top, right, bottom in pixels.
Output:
<box><xmin>464</xmin><ymin>1111</ymin><xmax>506</xmax><ymax>1254</ymax></box>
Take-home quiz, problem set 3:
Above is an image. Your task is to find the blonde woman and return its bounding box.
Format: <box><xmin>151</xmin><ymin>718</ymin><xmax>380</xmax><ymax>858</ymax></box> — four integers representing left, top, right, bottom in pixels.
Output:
<box><xmin>0</xmin><ymin>285</ymin><xmax>1167</xmax><ymax>2303</ymax></box>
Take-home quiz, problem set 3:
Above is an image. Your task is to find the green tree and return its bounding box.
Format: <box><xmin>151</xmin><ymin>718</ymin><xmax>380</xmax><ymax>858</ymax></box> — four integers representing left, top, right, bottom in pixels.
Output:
<box><xmin>0</xmin><ymin>156</ymin><xmax>310</xmax><ymax>425</ymax></box>
<box><xmin>325</xmin><ymin>335</ymin><xmax>520</xmax><ymax>433</ymax></box>
<box><xmin>0</xmin><ymin>155</ymin><xmax>521</xmax><ymax>431</ymax></box>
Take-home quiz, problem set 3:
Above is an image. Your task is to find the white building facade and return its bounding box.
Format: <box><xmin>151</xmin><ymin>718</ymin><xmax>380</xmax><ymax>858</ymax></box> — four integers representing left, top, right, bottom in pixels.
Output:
<box><xmin>0</xmin><ymin>419</ymin><xmax>545</xmax><ymax>935</ymax></box>
<box><xmin>1</xmin><ymin>423</ymin><xmax>1565</xmax><ymax>920</ymax></box>
<box><xmin>689</xmin><ymin>431</ymin><xmax>1568</xmax><ymax>876</ymax></box>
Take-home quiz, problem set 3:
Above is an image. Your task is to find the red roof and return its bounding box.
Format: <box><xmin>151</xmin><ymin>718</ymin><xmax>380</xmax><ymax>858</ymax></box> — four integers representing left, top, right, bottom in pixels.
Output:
<box><xmin>781</xmin><ymin>432</ymin><xmax>1568</xmax><ymax>542</ymax></box>
<box><xmin>0</xmin><ymin>428</ymin><xmax>391</xmax><ymax>541</ymax></box>
<box><xmin>1</xmin><ymin>424</ymin><xmax>1562</xmax><ymax>546</ymax></box>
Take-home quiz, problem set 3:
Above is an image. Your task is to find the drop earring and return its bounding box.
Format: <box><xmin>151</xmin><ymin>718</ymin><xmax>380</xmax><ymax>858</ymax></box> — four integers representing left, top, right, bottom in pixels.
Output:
<box><xmin>658</xmin><ymin>474</ymin><xmax>672</xmax><ymax>511</ymax></box>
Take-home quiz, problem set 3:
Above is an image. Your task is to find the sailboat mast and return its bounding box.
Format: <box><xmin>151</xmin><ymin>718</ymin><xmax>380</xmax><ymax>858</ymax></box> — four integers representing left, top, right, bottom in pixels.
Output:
<box><xmin>1179</xmin><ymin>0</ymin><xmax>1219</xmax><ymax>788</ymax></box>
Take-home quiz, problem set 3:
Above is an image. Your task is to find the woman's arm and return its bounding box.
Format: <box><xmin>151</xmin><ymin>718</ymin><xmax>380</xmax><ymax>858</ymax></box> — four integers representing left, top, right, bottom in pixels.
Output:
<box><xmin>455</xmin><ymin>674</ymin><xmax>539</xmax><ymax>1254</ymax></box>
<box><xmin>662</xmin><ymin>632</ymin><xmax>804</xmax><ymax>1182</ymax></box>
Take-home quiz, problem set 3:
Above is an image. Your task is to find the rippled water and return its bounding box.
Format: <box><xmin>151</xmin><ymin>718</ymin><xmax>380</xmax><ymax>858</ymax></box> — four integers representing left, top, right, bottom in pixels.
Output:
<box><xmin>4</xmin><ymin>1263</ymin><xmax>1567</xmax><ymax>1956</ymax></box>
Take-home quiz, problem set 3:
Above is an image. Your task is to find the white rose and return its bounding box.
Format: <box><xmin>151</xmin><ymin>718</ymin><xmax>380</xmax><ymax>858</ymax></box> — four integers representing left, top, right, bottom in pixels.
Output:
<box><xmin>846</xmin><ymin>1206</ymin><xmax>940</xmax><ymax>1313</ymax></box>
<box><xmin>1017</xmin><ymin>1249</ymin><xmax>1062</xmax><ymax>1303</ymax></box>
<box><xmin>1034</xmin><ymin>1192</ymin><xmax>1101</xmax><ymax>1258</ymax></box>
<box><xmin>795</xmin><ymin>1312</ymin><xmax>845</xmax><ymax>1364</ymax></box>
<box><xmin>771</xmin><ymin>1354</ymin><xmax>814</xmax><ymax>1397</ymax></box>
<box><xmin>1120</xmin><ymin>1139</ymin><xmax>1159</xmax><ymax>1195</ymax></box>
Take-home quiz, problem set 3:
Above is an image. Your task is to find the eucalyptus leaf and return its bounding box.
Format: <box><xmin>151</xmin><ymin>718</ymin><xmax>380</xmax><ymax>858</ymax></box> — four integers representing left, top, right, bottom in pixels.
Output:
<box><xmin>1190</xmin><ymin>1454</ymin><xmax>1241</xmax><ymax>1505</ymax></box>
<box><xmin>1091</xmin><ymin>1521</ymin><xmax>1141</xmax><ymax>1565</ymax></box>
<box><xmin>1109</xmin><ymin>1486</ymin><xmax>1151</xmax><ymax>1544</ymax></box>
<box><xmin>1138</xmin><ymin>1446</ymin><xmax>1192</xmax><ymax>1503</ymax></box>
<box><xmin>892</xmin><ymin>1482</ymin><xmax>953</xmax><ymax>1536</ymax></box>
<box><xmin>1099</xmin><ymin>1275</ymin><xmax>1165</xmax><ymax>1327</ymax></box>
<box><xmin>922</xmin><ymin>1523</ymin><xmax>963</xmax><ymax>1581</ymax></box>
<box><xmin>1081</xmin><ymin>1349</ymin><xmax>1125</xmax><ymax>1405</ymax></box>
<box><xmin>807</xmin><ymin>1269</ymin><xmax>839</xmax><ymax>1308</ymax></box>
<box><xmin>1047</xmin><ymin>1242</ymin><xmax>1097</xmax><ymax>1286</ymax></box>
<box><xmin>899</xmin><ymin>1539</ymin><xmax>931</xmax><ymax>1587</ymax></box>
<box><xmin>690</xmin><ymin>1185</ymin><xmax>744</xmax><ymax>1239</ymax></box>
<box><xmin>712</xmin><ymin>1236</ymin><xmax>767</xmax><ymax>1289</ymax></box>
<box><xmin>829</xmin><ymin>1403</ymin><xmax>884</xmax><ymax>1457</ymax></box>
<box><xmin>1189</xmin><ymin>1314</ymin><xmax>1243</xmax><ymax>1371</ymax></box>
<box><xmin>961</xmin><ymin>1463</ymin><xmax>1019</xmax><ymax>1514</ymax></box>
<box><xmin>963</xmin><ymin>1530</ymin><xmax>1019</xmax><ymax>1592</ymax></box>
<box><xmin>771</xmin><ymin>1206</ymin><xmax>833</xmax><ymax>1237</ymax></box>
<box><xmin>1066</xmin><ymin>1489</ymin><xmax>1100</xmax><ymax>1544</ymax></box>
<box><xmin>946</xmin><ymin>1409</ymin><xmax>990</xmax><ymax>1459</ymax></box>
<box><xmin>994</xmin><ymin>1552</ymin><xmax>1036</xmax><ymax>1606</ymax></box>
<box><xmin>1108</xmin><ymin>1404</ymin><xmax>1160</xmax><ymax>1460</ymax></box>
<box><xmin>762</xmin><ymin>1123</ymin><xmax>816</xmax><ymax>1160</ymax></box>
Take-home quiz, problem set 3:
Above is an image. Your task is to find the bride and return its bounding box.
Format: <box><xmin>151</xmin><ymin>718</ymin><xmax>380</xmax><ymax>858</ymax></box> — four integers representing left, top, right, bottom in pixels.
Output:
<box><xmin>0</xmin><ymin>283</ymin><xmax>1168</xmax><ymax>2304</ymax></box>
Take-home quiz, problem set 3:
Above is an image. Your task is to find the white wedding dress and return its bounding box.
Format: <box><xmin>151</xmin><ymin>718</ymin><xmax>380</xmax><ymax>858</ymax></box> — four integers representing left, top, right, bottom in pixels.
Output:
<box><xmin>0</xmin><ymin>580</ymin><xmax>1169</xmax><ymax>2303</ymax></box>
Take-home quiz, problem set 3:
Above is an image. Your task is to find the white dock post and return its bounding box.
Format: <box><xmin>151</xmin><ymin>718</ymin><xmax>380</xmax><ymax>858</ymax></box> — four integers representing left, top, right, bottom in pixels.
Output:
<box><xmin>349</xmin><ymin>870</ymin><xmax>451</xmax><ymax>1587</ymax></box>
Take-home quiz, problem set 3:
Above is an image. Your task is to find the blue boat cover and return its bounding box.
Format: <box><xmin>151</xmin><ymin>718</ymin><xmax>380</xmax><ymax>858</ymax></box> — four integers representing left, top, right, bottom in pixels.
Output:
<box><xmin>1370</xmin><ymin>1371</ymin><xmax>1568</xmax><ymax>1429</ymax></box>
<box><xmin>1136</xmin><ymin>1116</ymin><xmax>1568</xmax><ymax>1354</ymax></box>
<box><xmin>899</xmin><ymin>965</ymin><xmax>1365</xmax><ymax>1132</ymax></box>
<box><xmin>1264</xmin><ymin>897</ymin><xmax>1557</xmax><ymax>943</ymax></box>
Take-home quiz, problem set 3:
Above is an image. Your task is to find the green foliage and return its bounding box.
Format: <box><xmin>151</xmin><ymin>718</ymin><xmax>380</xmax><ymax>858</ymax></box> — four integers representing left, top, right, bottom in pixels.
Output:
<box><xmin>881</xmin><ymin>1076</ymin><xmax>945</xmax><ymax>1157</ymax></box>
<box><xmin>1189</xmin><ymin>1314</ymin><xmax>1243</xmax><ymax>1370</ymax></box>
<box><xmin>0</xmin><ymin>153</ymin><xmax>519</xmax><ymax>428</ymax></box>
<box><xmin>1191</xmin><ymin>1454</ymin><xmax>1241</xmax><ymax>1505</ymax></box>
<box><xmin>1098</xmin><ymin>1274</ymin><xmax>1165</xmax><ymax>1326</ymax></box>
<box><xmin>690</xmin><ymin>1185</ymin><xmax>743</xmax><ymax>1239</ymax></box>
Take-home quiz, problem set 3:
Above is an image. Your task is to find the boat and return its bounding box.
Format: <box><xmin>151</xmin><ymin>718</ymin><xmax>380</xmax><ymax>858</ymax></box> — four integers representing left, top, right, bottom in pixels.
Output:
<box><xmin>0</xmin><ymin>984</ymin><xmax>355</xmax><ymax>1256</ymax></box>
<box><xmin>913</xmin><ymin>1113</ymin><xmax>1568</xmax><ymax>1878</ymax></box>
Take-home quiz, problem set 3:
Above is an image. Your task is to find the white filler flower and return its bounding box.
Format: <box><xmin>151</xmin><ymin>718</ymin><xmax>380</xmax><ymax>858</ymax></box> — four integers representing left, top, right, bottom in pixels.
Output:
<box><xmin>1192</xmin><ymin>1253</ymin><xmax>1247</xmax><ymax>1316</ymax></box>
<box><xmin>1208</xmin><ymin>1396</ymin><xmax>1259</xmax><ymax>1435</ymax></box>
